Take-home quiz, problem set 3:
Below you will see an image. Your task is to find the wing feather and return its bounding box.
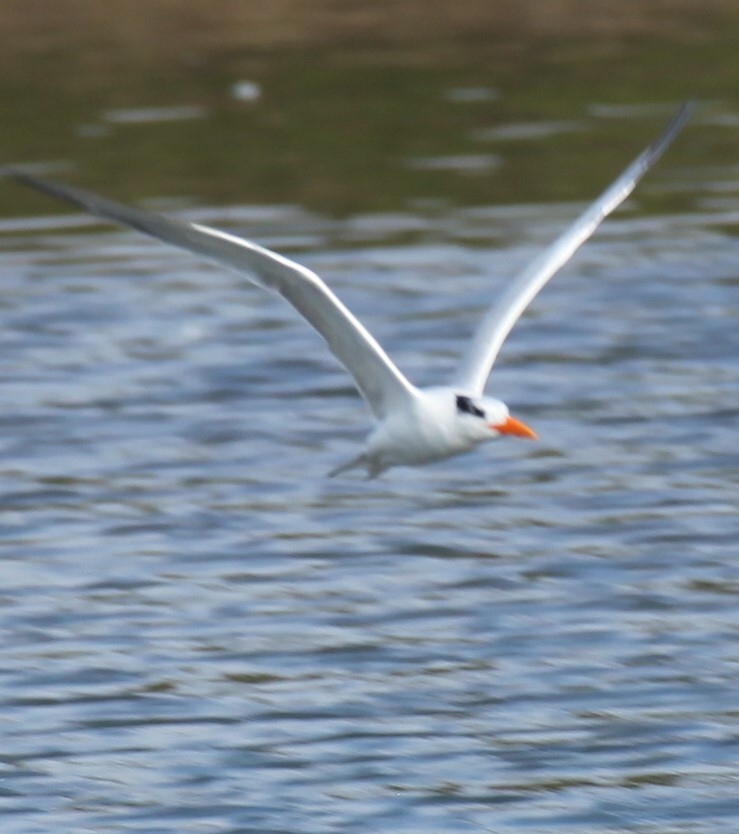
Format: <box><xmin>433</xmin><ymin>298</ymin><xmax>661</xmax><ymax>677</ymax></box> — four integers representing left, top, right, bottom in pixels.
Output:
<box><xmin>2</xmin><ymin>169</ymin><xmax>416</xmax><ymax>419</ymax></box>
<box><xmin>452</xmin><ymin>102</ymin><xmax>691</xmax><ymax>395</ymax></box>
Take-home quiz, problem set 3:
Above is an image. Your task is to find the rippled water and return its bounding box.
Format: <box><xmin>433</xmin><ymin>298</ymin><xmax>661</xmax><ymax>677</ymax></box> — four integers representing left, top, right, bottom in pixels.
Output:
<box><xmin>1</xmin><ymin>111</ymin><xmax>739</xmax><ymax>833</ymax></box>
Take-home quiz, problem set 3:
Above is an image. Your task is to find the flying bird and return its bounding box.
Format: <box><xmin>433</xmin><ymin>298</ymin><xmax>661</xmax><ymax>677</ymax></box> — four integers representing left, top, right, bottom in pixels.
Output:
<box><xmin>2</xmin><ymin>104</ymin><xmax>690</xmax><ymax>477</ymax></box>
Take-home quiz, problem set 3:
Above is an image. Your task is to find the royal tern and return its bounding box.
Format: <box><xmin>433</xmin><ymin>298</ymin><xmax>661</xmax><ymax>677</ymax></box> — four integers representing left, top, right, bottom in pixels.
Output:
<box><xmin>2</xmin><ymin>104</ymin><xmax>690</xmax><ymax>477</ymax></box>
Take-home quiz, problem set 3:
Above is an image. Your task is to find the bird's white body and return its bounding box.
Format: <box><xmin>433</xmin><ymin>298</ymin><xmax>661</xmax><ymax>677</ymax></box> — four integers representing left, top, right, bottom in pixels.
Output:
<box><xmin>2</xmin><ymin>104</ymin><xmax>690</xmax><ymax>477</ymax></box>
<box><xmin>351</xmin><ymin>388</ymin><xmax>512</xmax><ymax>477</ymax></box>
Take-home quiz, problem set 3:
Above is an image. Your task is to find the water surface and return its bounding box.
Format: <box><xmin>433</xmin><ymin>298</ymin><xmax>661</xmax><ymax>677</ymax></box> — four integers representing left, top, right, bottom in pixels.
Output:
<box><xmin>1</xmin><ymin>38</ymin><xmax>739</xmax><ymax>834</ymax></box>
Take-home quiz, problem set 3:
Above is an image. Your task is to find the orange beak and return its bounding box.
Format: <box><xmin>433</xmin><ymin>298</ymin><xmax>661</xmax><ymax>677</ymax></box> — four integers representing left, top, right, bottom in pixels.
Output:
<box><xmin>491</xmin><ymin>415</ymin><xmax>538</xmax><ymax>440</ymax></box>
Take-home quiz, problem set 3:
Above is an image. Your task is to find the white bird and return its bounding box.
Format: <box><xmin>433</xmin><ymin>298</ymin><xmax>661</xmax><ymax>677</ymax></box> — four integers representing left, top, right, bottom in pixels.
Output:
<box><xmin>2</xmin><ymin>104</ymin><xmax>690</xmax><ymax>477</ymax></box>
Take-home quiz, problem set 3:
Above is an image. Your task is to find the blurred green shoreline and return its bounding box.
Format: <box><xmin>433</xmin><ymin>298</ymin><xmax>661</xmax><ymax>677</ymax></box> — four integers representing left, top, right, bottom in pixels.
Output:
<box><xmin>0</xmin><ymin>2</ymin><xmax>734</xmax><ymax>216</ymax></box>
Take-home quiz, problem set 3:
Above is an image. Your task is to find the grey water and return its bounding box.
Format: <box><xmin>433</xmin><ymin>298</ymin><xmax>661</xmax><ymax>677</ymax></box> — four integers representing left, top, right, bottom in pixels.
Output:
<box><xmin>1</xmin><ymin>69</ymin><xmax>739</xmax><ymax>833</ymax></box>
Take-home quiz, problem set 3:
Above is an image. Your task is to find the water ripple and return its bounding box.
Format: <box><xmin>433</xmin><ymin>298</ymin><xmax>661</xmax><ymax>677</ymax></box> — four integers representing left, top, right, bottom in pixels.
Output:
<box><xmin>1</xmin><ymin>159</ymin><xmax>738</xmax><ymax>833</ymax></box>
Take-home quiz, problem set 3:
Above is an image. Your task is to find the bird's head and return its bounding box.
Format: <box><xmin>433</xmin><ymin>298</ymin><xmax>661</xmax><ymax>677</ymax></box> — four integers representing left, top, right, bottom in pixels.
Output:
<box><xmin>454</xmin><ymin>394</ymin><xmax>538</xmax><ymax>442</ymax></box>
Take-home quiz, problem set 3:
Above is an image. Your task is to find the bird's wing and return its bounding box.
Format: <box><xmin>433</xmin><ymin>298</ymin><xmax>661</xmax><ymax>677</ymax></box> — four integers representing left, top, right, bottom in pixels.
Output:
<box><xmin>451</xmin><ymin>102</ymin><xmax>691</xmax><ymax>396</ymax></box>
<box><xmin>2</xmin><ymin>168</ymin><xmax>417</xmax><ymax>419</ymax></box>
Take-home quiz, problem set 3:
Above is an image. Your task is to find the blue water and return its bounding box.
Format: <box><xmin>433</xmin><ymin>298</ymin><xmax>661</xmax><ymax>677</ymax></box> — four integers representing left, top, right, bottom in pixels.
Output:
<box><xmin>1</xmin><ymin>110</ymin><xmax>739</xmax><ymax>833</ymax></box>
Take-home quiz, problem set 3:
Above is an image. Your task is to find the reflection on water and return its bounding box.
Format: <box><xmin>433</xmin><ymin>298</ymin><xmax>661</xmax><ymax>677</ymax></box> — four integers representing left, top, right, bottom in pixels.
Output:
<box><xmin>101</xmin><ymin>105</ymin><xmax>210</xmax><ymax>125</ymax></box>
<box><xmin>1</xmin><ymin>28</ymin><xmax>739</xmax><ymax>834</ymax></box>
<box><xmin>0</xmin><ymin>26</ymin><xmax>734</xmax><ymax>216</ymax></box>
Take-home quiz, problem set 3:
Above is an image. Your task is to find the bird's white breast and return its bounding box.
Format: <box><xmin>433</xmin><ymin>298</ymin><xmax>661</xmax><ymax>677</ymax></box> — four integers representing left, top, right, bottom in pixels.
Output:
<box><xmin>365</xmin><ymin>387</ymin><xmax>481</xmax><ymax>470</ymax></box>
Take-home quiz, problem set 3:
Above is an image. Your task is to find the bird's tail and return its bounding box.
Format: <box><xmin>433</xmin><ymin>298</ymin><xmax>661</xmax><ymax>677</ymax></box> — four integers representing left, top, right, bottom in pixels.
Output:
<box><xmin>327</xmin><ymin>453</ymin><xmax>370</xmax><ymax>478</ymax></box>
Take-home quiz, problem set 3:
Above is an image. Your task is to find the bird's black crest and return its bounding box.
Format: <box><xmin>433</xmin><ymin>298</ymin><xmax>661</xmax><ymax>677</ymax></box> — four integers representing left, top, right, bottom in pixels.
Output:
<box><xmin>456</xmin><ymin>395</ymin><xmax>485</xmax><ymax>418</ymax></box>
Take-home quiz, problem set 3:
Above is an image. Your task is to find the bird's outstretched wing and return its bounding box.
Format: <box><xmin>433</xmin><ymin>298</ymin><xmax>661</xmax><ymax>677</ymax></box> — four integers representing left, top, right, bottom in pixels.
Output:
<box><xmin>451</xmin><ymin>102</ymin><xmax>692</xmax><ymax>396</ymax></box>
<box><xmin>1</xmin><ymin>168</ymin><xmax>417</xmax><ymax>419</ymax></box>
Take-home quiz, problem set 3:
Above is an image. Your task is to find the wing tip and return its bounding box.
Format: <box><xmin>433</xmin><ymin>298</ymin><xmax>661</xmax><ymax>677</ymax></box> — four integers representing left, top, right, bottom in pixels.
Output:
<box><xmin>642</xmin><ymin>100</ymin><xmax>693</xmax><ymax>169</ymax></box>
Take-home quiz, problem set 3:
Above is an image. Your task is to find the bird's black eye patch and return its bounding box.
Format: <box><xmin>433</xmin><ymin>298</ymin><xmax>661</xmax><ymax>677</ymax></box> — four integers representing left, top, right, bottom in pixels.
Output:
<box><xmin>456</xmin><ymin>395</ymin><xmax>485</xmax><ymax>419</ymax></box>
